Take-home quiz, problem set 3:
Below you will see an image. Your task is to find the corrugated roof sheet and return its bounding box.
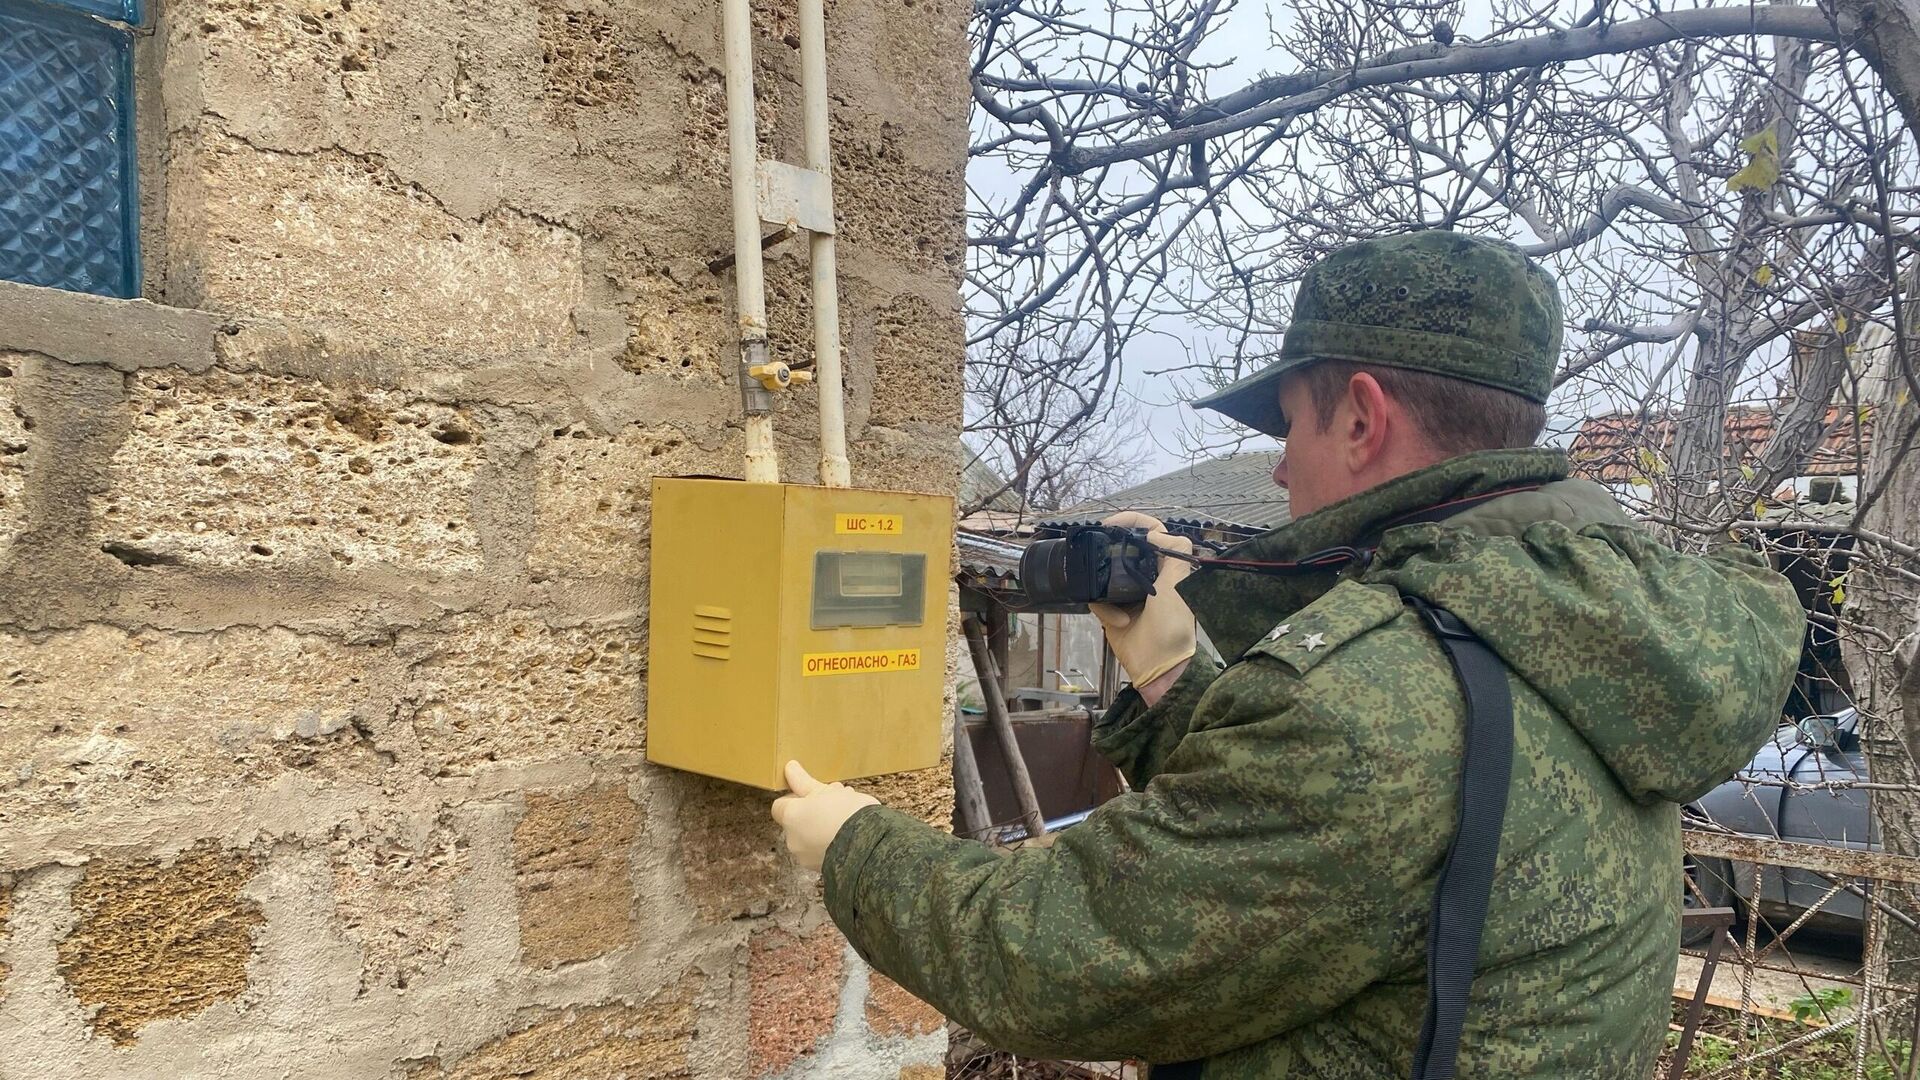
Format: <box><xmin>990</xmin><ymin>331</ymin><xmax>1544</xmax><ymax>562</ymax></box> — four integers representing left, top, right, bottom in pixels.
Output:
<box><xmin>1041</xmin><ymin>451</ymin><xmax>1291</xmax><ymax>534</ymax></box>
<box><xmin>955</xmin><ymin>529</ymin><xmax>1025</xmax><ymax>591</ymax></box>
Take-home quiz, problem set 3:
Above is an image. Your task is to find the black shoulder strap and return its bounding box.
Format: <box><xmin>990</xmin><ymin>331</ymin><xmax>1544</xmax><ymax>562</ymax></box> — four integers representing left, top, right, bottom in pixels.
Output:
<box><xmin>1406</xmin><ymin>597</ymin><xmax>1514</xmax><ymax>1080</ymax></box>
<box><xmin>1150</xmin><ymin>599</ymin><xmax>1512</xmax><ymax>1080</ymax></box>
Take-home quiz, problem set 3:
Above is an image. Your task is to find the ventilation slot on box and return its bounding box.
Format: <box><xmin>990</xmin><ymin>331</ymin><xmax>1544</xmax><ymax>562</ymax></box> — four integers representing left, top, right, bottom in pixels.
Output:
<box><xmin>692</xmin><ymin>606</ymin><xmax>733</xmax><ymax>660</ymax></box>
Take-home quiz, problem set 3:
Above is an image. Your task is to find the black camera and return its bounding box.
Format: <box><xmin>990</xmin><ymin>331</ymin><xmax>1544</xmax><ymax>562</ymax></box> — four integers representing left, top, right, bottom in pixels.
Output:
<box><xmin>1018</xmin><ymin>525</ymin><xmax>1162</xmax><ymax>609</ymax></box>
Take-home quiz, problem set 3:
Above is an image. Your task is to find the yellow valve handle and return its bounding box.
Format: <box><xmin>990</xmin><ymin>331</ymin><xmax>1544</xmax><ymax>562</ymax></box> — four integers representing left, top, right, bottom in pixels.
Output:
<box><xmin>747</xmin><ymin>362</ymin><xmax>816</xmax><ymax>391</ymax></box>
<box><xmin>748</xmin><ymin>362</ymin><xmax>793</xmax><ymax>391</ymax></box>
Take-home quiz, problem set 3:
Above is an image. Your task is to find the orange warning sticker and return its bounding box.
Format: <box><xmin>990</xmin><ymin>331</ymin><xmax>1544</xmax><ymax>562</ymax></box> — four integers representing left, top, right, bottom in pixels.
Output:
<box><xmin>801</xmin><ymin>648</ymin><xmax>922</xmax><ymax>677</ymax></box>
<box><xmin>834</xmin><ymin>513</ymin><xmax>904</xmax><ymax>536</ymax></box>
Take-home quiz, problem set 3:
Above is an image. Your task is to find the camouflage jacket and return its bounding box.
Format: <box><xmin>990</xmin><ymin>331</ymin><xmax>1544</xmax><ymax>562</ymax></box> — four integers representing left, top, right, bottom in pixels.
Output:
<box><xmin>823</xmin><ymin>448</ymin><xmax>1803</xmax><ymax>1077</ymax></box>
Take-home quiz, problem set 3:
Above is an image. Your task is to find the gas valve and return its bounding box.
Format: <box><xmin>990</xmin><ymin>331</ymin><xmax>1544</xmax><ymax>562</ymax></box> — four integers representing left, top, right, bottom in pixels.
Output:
<box><xmin>748</xmin><ymin>361</ymin><xmax>812</xmax><ymax>391</ymax></box>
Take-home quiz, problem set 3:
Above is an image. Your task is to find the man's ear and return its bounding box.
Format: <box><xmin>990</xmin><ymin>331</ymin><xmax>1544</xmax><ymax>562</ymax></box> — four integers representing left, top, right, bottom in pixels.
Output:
<box><xmin>1343</xmin><ymin>371</ymin><xmax>1393</xmax><ymax>471</ymax></box>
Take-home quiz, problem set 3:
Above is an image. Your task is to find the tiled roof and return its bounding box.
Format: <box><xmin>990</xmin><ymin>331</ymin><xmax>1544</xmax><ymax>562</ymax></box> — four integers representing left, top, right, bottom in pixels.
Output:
<box><xmin>1042</xmin><ymin>451</ymin><xmax>1290</xmax><ymax>534</ymax></box>
<box><xmin>1570</xmin><ymin>405</ymin><xmax>1872</xmax><ymax>482</ymax></box>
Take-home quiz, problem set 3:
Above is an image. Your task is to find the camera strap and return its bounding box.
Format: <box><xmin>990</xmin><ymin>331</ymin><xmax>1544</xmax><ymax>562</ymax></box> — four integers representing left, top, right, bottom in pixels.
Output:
<box><xmin>1181</xmin><ymin>484</ymin><xmax>1542</xmax><ymax>578</ymax></box>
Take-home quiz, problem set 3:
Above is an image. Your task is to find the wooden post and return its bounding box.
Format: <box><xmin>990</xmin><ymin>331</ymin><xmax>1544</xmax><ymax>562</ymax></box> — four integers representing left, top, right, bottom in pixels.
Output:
<box><xmin>986</xmin><ymin>608</ymin><xmax>1013</xmax><ymax>705</ymax></box>
<box><xmin>964</xmin><ymin>615</ymin><xmax>1047</xmax><ymax>840</ymax></box>
<box><xmin>950</xmin><ymin>709</ymin><xmax>992</xmax><ymax>839</ymax></box>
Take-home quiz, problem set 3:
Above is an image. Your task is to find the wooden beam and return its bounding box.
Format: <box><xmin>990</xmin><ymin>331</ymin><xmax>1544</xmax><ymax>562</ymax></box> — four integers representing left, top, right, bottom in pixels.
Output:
<box><xmin>951</xmin><ymin>708</ymin><xmax>993</xmax><ymax>840</ymax></box>
<box><xmin>964</xmin><ymin>615</ymin><xmax>1047</xmax><ymax>840</ymax></box>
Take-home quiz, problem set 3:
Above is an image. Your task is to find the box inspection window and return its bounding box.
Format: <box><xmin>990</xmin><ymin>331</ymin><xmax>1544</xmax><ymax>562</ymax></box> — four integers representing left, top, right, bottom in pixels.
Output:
<box><xmin>812</xmin><ymin>551</ymin><xmax>926</xmax><ymax>629</ymax></box>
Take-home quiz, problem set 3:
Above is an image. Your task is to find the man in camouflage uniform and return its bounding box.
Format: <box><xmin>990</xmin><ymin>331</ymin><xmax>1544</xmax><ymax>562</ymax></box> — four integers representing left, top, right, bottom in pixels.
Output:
<box><xmin>773</xmin><ymin>231</ymin><xmax>1804</xmax><ymax>1077</ymax></box>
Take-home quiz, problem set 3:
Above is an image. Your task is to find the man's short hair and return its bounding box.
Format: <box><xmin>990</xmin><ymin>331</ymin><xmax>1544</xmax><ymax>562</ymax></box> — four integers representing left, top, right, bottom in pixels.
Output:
<box><xmin>1299</xmin><ymin>359</ymin><xmax>1547</xmax><ymax>454</ymax></box>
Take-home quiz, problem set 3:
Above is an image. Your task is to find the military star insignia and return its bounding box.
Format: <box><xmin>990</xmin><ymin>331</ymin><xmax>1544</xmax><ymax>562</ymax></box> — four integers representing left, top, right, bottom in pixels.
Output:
<box><xmin>1300</xmin><ymin>632</ymin><xmax>1327</xmax><ymax>652</ymax></box>
<box><xmin>1262</xmin><ymin>623</ymin><xmax>1292</xmax><ymax>642</ymax></box>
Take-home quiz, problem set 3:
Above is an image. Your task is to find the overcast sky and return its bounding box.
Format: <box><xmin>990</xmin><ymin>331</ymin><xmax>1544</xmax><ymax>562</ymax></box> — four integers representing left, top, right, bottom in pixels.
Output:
<box><xmin>965</xmin><ymin>0</ymin><xmax>1601</xmax><ymax>488</ymax></box>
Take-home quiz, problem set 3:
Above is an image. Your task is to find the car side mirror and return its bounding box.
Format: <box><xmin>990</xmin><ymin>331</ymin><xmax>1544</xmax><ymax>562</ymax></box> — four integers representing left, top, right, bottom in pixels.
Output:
<box><xmin>1798</xmin><ymin>714</ymin><xmax>1842</xmax><ymax>749</ymax></box>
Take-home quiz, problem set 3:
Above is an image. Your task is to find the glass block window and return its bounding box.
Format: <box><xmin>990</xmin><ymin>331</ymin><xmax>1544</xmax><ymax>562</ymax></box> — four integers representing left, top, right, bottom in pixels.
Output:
<box><xmin>0</xmin><ymin>0</ymin><xmax>141</xmax><ymax>298</ymax></box>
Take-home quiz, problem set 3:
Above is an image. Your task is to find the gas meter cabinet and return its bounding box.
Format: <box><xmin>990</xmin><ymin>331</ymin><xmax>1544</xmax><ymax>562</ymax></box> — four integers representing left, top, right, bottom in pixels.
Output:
<box><xmin>646</xmin><ymin>477</ymin><xmax>954</xmax><ymax>789</ymax></box>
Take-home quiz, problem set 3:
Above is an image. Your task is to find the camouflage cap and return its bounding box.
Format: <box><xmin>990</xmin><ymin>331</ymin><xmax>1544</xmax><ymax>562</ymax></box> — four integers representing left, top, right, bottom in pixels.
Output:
<box><xmin>1190</xmin><ymin>231</ymin><xmax>1563</xmax><ymax>436</ymax></box>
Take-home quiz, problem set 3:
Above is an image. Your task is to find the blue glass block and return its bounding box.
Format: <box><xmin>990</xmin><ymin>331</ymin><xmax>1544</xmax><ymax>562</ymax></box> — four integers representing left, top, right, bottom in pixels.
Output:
<box><xmin>39</xmin><ymin>0</ymin><xmax>140</xmax><ymax>25</ymax></box>
<box><xmin>0</xmin><ymin>0</ymin><xmax>140</xmax><ymax>298</ymax></box>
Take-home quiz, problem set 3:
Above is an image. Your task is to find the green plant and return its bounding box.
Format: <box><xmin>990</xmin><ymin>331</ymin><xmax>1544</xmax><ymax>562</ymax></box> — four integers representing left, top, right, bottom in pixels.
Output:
<box><xmin>1866</xmin><ymin>1038</ymin><xmax>1913</xmax><ymax>1080</ymax></box>
<box><xmin>1788</xmin><ymin>987</ymin><xmax>1853</xmax><ymax>1025</ymax></box>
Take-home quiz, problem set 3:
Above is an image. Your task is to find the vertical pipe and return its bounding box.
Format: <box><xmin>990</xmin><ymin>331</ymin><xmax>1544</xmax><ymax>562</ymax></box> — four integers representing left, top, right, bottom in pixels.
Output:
<box><xmin>724</xmin><ymin>0</ymin><xmax>779</xmax><ymax>483</ymax></box>
<box><xmin>799</xmin><ymin>0</ymin><xmax>851</xmax><ymax>488</ymax></box>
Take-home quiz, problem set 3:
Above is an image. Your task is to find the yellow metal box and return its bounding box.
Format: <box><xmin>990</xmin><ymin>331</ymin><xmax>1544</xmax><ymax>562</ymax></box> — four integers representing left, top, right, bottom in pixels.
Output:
<box><xmin>646</xmin><ymin>478</ymin><xmax>955</xmax><ymax>789</ymax></box>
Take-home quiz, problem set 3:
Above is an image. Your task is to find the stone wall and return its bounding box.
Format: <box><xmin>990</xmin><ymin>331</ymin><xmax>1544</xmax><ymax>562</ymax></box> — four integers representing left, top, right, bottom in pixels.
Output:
<box><xmin>0</xmin><ymin>0</ymin><xmax>965</xmax><ymax>1076</ymax></box>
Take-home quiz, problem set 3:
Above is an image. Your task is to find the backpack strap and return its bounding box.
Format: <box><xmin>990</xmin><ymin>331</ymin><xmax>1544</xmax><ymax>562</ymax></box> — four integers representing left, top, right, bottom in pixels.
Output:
<box><xmin>1149</xmin><ymin>599</ymin><xmax>1512</xmax><ymax>1080</ymax></box>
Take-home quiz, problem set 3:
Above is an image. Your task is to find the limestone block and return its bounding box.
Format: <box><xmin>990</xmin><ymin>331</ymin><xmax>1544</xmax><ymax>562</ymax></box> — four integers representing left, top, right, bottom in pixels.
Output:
<box><xmin>536</xmin><ymin>1</ymin><xmax>638</xmax><ymax>123</ymax></box>
<box><xmin>512</xmin><ymin>785</ymin><xmax>640</xmax><ymax>967</ymax></box>
<box><xmin>97</xmin><ymin>370</ymin><xmax>483</xmax><ymax>571</ymax></box>
<box><xmin>406</xmin><ymin>973</ymin><xmax>702</xmax><ymax>1079</ymax></box>
<box><xmin>865</xmin><ymin>973</ymin><xmax>944</xmax><ymax>1039</ymax></box>
<box><xmin>677</xmin><ymin>67</ymin><xmax>733</xmax><ymax>185</ymax></box>
<box><xmin>675</xmin><ymin>43</ymin><xmax>781</xmax><ymax>188</ymax></box>
<box><xmin>528</xmin><ymin>424</ymin><xmax>732</xmax><ymax>581</ymax></box>
<box><xmin>674</xmin><ymin>777</ymin><xmax>788</xmax><ymax>924</ymax></box>
<box><xmin>748</xmin><ymin>924</ymin><xmax>843</xmax><ymax>1076</ymax></box>
<box><xmin>0</xmin><ymin>873</ymin><xmax>12</xmax><ymax>1002</ymax></box>
<box><xmin>619</xmin><ymin>262</ymin><xmax>730</xmax><ymax>380</ymax></box>
<box><xmin>399</xmin><ymin>614</ymin><xmax>645</xmax><ymax>775</ymax></box>
<box><xmin>855</xmin><ymin>758</ymin><xmax>955</xmax><ymax>834</ymax></box>
<box><xmin>833</xmin><ymin>118</ymin><xmax>965</xmax><ymax>279</ymax></box>
<box><xmin>848</xmin><ymin>430</ymin><xmax>961</xmax><ymax>497</ymax></box>
<box><xmin>0</xmin><ymin>625</ymin><xmax>389</xmax><ymax>816</ymax></box>
<box><xmin>329</xmin><ymin>811</ymin><xmax>468</xmax><ymax>993</ymax></box>
<box><xmin>0</xmin><ymin>355</ymin><xmax>29</xmax><ymax>557</ymax></box>
<box><xmin>867</xmin><ymin>293</ymin><xmax>964</xmax><ymax>430</ymax></box>
<box><xmin>866</xmin><ymin>0</ymin><xmax>969</xmax><ymax>125</ymax></box>
<box><xmin>170</xmin><ymin>136</ymin><xmax>583</xmax><ymax>352</ymax></box>
<box><xmin>56</xmin><ymin>842</ymin><xmax>264</xmax><ymax>1045</ymax></box>
<box><xmin>177</xmin><ymin>0</ymin><xmax>388</xmax><ymax>97</ymax></box>
<box><xmin>762</xmin><ymin>251</ymin><xmax>819</xmax><ymax>377</ymax></box>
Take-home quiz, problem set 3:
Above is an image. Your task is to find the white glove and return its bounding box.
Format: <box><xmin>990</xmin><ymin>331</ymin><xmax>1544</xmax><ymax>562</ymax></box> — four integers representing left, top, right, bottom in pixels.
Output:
<box><xmin>1087</xmin><ymin>511</ymin><xmax>1197</xmax><ymax>687</ymax></box>
<box><xmin>771</xmin><ymin>761</ymin><xmax>879</xmax><ymax>871</ymax></box>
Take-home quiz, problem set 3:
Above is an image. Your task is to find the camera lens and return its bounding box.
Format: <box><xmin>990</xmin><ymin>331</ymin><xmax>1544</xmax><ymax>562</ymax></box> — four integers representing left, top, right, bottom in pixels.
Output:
<box><xmin>1018</xmin><ymin>536</ymin><xmax>1077</xmax><ymax>606</ymax></box>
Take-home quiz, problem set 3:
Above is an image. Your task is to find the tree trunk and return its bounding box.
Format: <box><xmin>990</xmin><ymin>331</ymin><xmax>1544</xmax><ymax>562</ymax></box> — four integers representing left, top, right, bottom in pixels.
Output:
<box><xmin>1842</xmin><ymin>277</ymin><xmax>1920</xmax><ymax>1013</ymax></box>
<box><xmin>1851</xmin><ymin>0</ymin><xmax>1920</xmax><ymax>152</ymax></box>
<box><xmin>1849</xmin><ymin>382</ymin><xmax>1920</xmax><ymax>850</ymax></box>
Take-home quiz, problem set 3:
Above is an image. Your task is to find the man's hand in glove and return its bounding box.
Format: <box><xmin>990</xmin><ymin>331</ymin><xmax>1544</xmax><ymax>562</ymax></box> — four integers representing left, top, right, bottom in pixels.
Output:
<box><xmin>771</xmin><ymin>760</ymin><xmax>879</xmax><ymax>871</ymax></box>
<box><xmin>1088</xmin><ymin>511</ymin><xmax>1197</xmax><ymax>705</ymax></box>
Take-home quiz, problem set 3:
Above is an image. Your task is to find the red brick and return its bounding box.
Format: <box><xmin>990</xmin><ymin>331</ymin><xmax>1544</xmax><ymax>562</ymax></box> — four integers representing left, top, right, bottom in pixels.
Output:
<box><xmin>866</xmin><ymin>973</ymin><xmax>944</xmax><ymax>1038</ymax></box>
<box><xmin>748</xmin><ymin>925</ymin><xmax>845</xmax><ymax>1075</ymax></box>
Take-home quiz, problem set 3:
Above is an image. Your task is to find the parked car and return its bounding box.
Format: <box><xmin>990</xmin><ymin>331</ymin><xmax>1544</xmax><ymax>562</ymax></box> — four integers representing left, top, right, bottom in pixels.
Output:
<box><xmin>1682</xmin><ymin>708</ymin><xmax>1875</xmax><ymax>945</ymax></box>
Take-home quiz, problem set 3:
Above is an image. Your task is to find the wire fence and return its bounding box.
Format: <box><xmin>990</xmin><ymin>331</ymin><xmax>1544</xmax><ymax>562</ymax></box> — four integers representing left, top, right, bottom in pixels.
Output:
<box><xmin>1667</xmin><ymin>825</ymin><xmax>1920</xmax><ymax>1080</ymax></box>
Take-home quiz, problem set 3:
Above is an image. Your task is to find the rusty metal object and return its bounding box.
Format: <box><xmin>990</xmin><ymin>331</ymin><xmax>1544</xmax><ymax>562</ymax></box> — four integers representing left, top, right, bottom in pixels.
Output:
<box><xmin>1669</xmin><ymin>906</ymin><xmax>1736</xmax><ymax>1080</ymax></box>
<box><xmin>1683</xmin><ymin>827</ymin><xmax>1920</xmax><ymax>886</ymax></box>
